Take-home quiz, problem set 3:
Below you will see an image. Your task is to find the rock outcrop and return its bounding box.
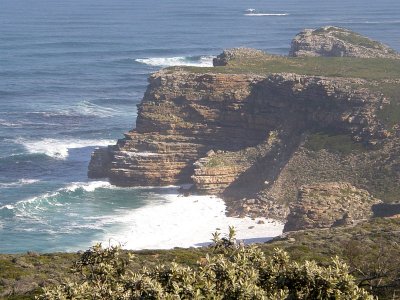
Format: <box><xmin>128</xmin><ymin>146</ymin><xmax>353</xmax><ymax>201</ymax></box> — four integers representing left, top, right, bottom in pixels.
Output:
<box><xmin>213</xmin><ymin>48</ymin><xmax>268</xmax><ymax>66</ymax></box>
<box><xmin>283</xmin><ymin>182</ymin><xmax>381</xmax><ymax>232</ymax></box>
<box><xmin>289</xmin><ymin>26</ymin><xmax>400</xmax><ymax>59</ymax></box>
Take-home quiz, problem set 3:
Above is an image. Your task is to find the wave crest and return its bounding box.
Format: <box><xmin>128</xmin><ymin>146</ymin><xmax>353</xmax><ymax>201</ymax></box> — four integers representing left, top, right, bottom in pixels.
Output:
<box><xmin>135</xmin><ymin>55</ymin><xmax>214</xmax><ymax>67</ymax></box>
<box><xmin>17</xmin><ymin>138</ymin><xmax>114</xmax><ymax>159</ymax></box>
<box><xmin>65</xmin><ymin>181</ymin><xmax>113</xmax><ymax>192</ymax></box>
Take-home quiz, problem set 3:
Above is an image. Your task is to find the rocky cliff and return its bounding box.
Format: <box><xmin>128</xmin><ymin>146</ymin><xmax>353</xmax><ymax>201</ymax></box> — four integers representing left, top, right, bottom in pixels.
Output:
<box><xmin>89</xmin><ymin>27</ymin><xmax>400</xmax><ymax>227</ymax></box>
<box><xmin>88</xmin><ymin>71</ymin><xmax>267</xmax><ymax>185</ymax></box>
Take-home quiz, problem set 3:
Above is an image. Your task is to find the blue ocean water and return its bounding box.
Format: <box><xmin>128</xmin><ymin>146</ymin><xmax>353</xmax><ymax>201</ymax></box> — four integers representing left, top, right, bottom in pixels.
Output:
<box><xmin>0</xmin><ymin>0</ymin><xmax>399</xmax><ymax>253</ymax></box>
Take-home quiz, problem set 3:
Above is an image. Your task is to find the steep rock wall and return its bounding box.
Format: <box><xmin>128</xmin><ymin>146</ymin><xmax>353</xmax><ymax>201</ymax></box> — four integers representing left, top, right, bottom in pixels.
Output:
<box><xmin>88</xmin><ymin>70</ymin><xmax>269</xmax><ymax>185</ymax></box>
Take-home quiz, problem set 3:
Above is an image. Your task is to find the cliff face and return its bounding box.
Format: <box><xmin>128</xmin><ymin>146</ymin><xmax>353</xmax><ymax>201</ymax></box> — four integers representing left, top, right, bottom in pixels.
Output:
<box><xmin>88</xmin><ymin>71</ymin><xmax>268</xmax><ymax>185</ymax></box>
<box><xmin>89</xmin><ymin>27</ymin><xmax>400</xmax><ymax>227</ymax></box>
<box><xmin>88</xmin><ymin>69</ymin><xmax>397</xmax><ymax>217</ymax></box>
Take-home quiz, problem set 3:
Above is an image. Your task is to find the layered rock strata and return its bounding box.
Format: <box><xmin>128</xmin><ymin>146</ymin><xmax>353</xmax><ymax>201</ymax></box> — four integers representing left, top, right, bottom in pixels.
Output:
<box><xmin>89</xmin><ymin>70</ymin><xmax>387</xmax><ymax>185</ymax></box>
<box><xmin>89</xmin><ymin>71</ymin><xmax>268</xmax><ymax>185</ymax></box>
<box><xmin>89</xmin><ymin>68</ymin><xmax>392</xmax><ymax>216</ymax></box>
<box><xmin>289</xmin><ymin>26</ymin><xmax>400</xmax><ymax>59</ymax></box>
<box><xmin>283</xmin><ymin>182</ymin><xmax>381</xmax><ymax>232</ymax></box>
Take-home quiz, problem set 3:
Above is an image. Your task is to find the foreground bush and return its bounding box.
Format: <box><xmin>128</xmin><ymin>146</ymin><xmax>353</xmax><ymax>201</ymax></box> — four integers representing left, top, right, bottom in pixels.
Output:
<box><xmin>37</xmin><ymin>227</ymin><xmax>374</xmax><ymax>299</ymax></box>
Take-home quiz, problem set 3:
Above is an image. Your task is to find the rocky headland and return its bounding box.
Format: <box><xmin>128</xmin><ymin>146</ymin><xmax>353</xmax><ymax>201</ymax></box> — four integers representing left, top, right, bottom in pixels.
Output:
<box><xmin>88</xmin><ymin>26</ymin><xmax>400</xmax><ymax>230</ymax></box>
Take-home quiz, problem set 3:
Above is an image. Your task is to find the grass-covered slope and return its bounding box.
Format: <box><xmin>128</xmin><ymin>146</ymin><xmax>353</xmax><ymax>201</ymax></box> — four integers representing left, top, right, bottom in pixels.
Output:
<box><xmin>180</xmin><ymin>54</ymin><xmax>400</xmax><ymax>81</ymax></box>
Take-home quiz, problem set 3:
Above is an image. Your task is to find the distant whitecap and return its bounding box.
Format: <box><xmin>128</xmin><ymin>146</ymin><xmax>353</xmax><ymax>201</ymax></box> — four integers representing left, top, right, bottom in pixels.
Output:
<box><xmin>244</xmin><ymin>13</ymin><xmax>289</xmax><ymax>16</ymax></box>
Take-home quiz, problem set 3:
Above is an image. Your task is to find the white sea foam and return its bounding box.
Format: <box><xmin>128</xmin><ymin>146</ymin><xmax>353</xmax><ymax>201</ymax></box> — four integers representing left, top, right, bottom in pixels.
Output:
<box><xmin>7</xmin><ymin>182</ymin><xmax>283</xmax><ymax>251</ymax></box>
<box><xmin>65</xmin><ymin>181</ymin><xmax>113</xmax><ymax>192</ymax></box>
<box><xmin>135</xmin><ymin>56</ymin><xmax>215</xmax><ymax>67</ymax></box>
<box><xmin>244</xmin><ymin>13</ymin><xmax>289</xmax><ymax>16</ymax></box>
<box><xmin>0</xmin><ymin>204</ymin><xmax>15</xmax><ymax>210</ymax></box>
<box><xmin>0</xmin><ymin>179</ymin><xmax>40</xmax><ymax>188</ymax></box>
<box><xmin>94</xmin><ymin>192</ymin><xmax>284</xmax><ymax>250</ymax></box>
<box><xmin>18</xmin><ymin>138</ymin><xmax>114</xmax><ymax>159</ymax></box>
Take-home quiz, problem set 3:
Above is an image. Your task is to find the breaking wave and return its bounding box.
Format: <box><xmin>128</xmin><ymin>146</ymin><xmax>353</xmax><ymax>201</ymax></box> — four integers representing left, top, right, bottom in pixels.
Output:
<box><xmin>17</xmin><ymin>137</ymin><xmax>114</xmax><ymax>159</ymax></box>
<box><xmin>0</xmin><ymin>181</ymin><xmax>111</xmax><ymax>212</ymax></box>
<box><xmin>0</xmin><ymin>181</ymin><xmax>284</xmax><ymax>252</ymax></box>
<box><xmin>135</xmin><ymin>55</ymin><xmax>214</xmax><ymax>67</ymax></box>
<box><xmin>64</xmin><ymin>181</ymin><xmax>113</xmax><ymax>192</ymax></box>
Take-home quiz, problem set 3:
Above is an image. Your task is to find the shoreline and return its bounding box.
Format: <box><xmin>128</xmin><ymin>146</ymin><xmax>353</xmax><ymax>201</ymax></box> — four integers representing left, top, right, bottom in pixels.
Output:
<box><xmin>94</xmin><ymin>186</ymin><xmax>284</xmax><ymax>251</ymax></box>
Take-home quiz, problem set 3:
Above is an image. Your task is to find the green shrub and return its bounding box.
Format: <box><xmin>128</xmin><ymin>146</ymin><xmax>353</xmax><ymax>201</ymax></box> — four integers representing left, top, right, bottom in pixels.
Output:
<box><xmin>37</xmin><ymin>228</ymin><xmax>374</xmax><ymax>299</ymax></box>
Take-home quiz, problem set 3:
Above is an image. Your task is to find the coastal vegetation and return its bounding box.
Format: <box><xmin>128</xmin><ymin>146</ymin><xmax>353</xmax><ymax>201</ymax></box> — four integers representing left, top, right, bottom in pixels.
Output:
<box><xmin>37</xmin><ymin>228</ymin><xmax>373</xmax><ymax>299</ymax></box>
<box><xmin>1</xmin><ymin>219</ymin><xmax>399</xmax><ymax>299</ymax></box>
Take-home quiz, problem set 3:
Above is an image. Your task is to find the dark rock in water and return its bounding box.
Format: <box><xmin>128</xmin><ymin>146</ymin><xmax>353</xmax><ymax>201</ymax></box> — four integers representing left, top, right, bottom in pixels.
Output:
<box><xmin>289</xmin><ymin>26</ymin><xmax>400</xmax><ymax>58</ymax></box>
<box><xmin>88</xmin><ymin>146</ymin><xmax>113</xmax><ymax>178</ymax></box>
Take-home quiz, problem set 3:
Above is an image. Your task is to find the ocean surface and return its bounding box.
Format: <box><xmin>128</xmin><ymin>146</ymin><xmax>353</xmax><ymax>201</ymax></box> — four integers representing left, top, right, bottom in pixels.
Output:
<box><xmin>0</xmin><ymin>0</ymin><xmax>399</xmax><ymax>253</ymax></box>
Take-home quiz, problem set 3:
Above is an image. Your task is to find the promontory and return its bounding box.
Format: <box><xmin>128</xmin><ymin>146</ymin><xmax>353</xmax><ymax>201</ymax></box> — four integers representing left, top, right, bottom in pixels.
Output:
<box><xmin>88</xmin><ymin>26</ymin><xmax>400</xmax><ymax>230</ymax></box>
